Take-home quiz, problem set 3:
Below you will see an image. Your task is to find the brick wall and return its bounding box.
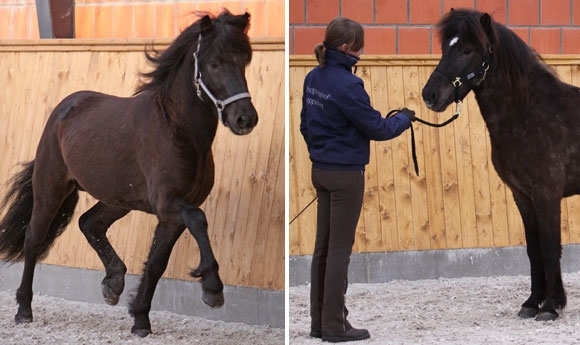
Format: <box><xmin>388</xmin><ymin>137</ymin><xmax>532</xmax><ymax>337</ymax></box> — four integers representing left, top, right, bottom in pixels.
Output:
<box><xmin>0</xmin><ymin>0</ymin><xmax>284</xmax><ymax>39</ymax></box>
<box><xmin>290</xmin><ymin>0</ymin><xmax>580</xmax><ymax>54</ymax></box>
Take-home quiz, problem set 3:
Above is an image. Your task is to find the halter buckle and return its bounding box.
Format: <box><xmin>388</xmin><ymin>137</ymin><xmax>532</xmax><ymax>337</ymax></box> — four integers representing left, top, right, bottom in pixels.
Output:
<box><xmin>452</xmin><ymin>77</ymin><xmax>463</xmax><ymax>88</ymax></box>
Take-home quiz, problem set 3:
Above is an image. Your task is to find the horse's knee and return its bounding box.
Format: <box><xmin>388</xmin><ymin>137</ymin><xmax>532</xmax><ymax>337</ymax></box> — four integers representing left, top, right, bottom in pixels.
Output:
<box><xmin>183</xmin><ymin>207</ymin><xmax>208</xmax><ymax>229</ymax></box>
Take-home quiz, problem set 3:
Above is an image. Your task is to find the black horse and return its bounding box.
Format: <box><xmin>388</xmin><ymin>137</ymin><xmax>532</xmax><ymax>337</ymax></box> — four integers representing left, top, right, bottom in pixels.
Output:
<box><xmin>0</xmin><ymin>10</ymin><xmax>257</xmax><ymax>337</ymax></box>
<box><xmin>422</xmin><ymin>8</ymin><xmax>580</xmax><ymax>321</ymax></box>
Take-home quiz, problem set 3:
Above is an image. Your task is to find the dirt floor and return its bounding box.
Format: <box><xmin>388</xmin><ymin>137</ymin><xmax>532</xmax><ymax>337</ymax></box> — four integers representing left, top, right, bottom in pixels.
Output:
<box><xmin>290</xmin><ymin>271</ymin><xmax>580</xmax><ymax>344</ymax></box>
<box><xmin>8</xmin><ymin>271</ymin><xmax>580</xmax><ymax>344</ymax></box>
<box><xmin>0</xmin><ymin>290</ymin><xmax>284</xmax><ymax>345</ymax></box>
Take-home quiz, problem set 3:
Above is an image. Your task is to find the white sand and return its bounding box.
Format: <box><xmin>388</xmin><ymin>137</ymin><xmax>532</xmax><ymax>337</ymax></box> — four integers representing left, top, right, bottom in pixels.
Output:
<box><xmin>0</xmin><ymin>290</ymin><xmax>284</xmax><ymax>345</ymax></box>
<box><xmin>290</xmin><ymin>272</ymin><xmax>580</xmax><ymax>344</ymax></box>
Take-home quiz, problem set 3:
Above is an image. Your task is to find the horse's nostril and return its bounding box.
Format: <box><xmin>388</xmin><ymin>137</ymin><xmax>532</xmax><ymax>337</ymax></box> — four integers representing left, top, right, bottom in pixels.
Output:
<box><xmin>236</xmin><ymin>114</ymin><xmax>258</xmax><ymax>128</ymax></box>
<box><xmin>237</xmin><ymin>114</ymin><xmax>248</xmax><ymax>127</ymax></box>
<box><xmin>423</xmin><ymin>89</ymin><xmax>437</xmax><ymax>105</ymax></box>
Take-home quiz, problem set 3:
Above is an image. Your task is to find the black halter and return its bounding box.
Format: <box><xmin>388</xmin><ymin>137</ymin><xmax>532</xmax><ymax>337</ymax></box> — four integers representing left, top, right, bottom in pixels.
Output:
<box><xmin>435</xmin><ymin>48</ymin><xmax>492</xmax><ymax>103</ymax></box>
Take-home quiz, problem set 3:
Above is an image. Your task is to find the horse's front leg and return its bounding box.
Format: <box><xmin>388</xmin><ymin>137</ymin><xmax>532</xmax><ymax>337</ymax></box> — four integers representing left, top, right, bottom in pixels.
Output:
<box><xmin>183</xmin><ymin>205</ymin><xmax>224</xmax><ymax>308</ymax></box>
<box><xmin>533</xmin><ymin>192</ymin><xmax>566</xmax><ymax>321</ymax></box>
<box><xmin>513</xmin><ymin>190</ymin><xmax>566</xmax><ymax>321</ymax></box>
<box><xmin>513</xmin><ymin>191</ymin><xmax>545</xmax><ymax>318</ymax></box>
<box><xmin>129</xmin><ymin>220</ymin><xmax>185</xmax><ymax>337</ymax></box>
<box><xmin>79</xmin><ymin>202</ymin><xmax>129</xmax><ymax>306</ymax></box>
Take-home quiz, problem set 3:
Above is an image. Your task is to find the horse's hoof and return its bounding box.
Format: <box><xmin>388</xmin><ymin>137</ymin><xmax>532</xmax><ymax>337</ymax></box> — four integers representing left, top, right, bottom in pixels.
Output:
<box><xmin>202</xmin><ymin>290</ymin><xmax>224</xmax><ymax>308</ymax></box>
<box><xmin>131</xmin><ymin>327</ymin><xmax>152</xmax><ymax>338</ymax></box>
<box><xmin>518</xmin><ymin>307</ymin><xmax>539</xmax><ymax>318</ymax></box>
<box><xmin>101</xmin><ymin>283</ymin><xmax>120</xmax><ymax>306</ymax></box>
<box><xmin>14</xmin><ymin>314</ymin><xmax>33</xmax><ymax>324</ymax></box>
<box><xmin>536</xmin><ymin>311</ymin><xmax>558</xmax><ymax>322</ymax></box>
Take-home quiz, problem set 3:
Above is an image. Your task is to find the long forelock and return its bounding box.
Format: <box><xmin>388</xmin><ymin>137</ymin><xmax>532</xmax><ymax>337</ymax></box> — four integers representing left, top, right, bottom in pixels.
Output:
<box><xmin>200</xmin><ymin>17</ymin><xmax>252</xmax><ymax>66</ymax></box>
<box><xmin>437</xmin><ymin>10</ymin><xmax>490</xmax><ymax>52</ymax></box>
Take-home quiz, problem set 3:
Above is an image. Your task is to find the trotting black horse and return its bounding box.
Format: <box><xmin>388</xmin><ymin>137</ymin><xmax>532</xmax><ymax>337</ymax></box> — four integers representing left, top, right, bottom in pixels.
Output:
<box><xmin>422</xmin><ymin>8</ymin><xmax>580</xmax><ymax>321</ymax></box>
<box><xmin>0</xmin><ymin>10</ymin><xmax>257</xmax><ymax>336</ymax></box>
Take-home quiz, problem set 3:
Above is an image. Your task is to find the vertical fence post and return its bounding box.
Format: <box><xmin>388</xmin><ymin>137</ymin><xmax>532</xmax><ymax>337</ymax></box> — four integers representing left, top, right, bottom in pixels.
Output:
<box><xmin>35</xmin><ymin>0</ymin><xmax>75</xmax><ymax>38</ymax></box>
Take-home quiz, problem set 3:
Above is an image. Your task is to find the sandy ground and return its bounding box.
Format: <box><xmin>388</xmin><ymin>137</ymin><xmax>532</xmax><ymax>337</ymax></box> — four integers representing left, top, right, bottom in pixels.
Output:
<box><xmin>0</xmin><ymin>290</ymin><xmax>284</xmax><ymax>345</ymax></box>
<box><xmin>290</xmin><ymin>272</ymin><xmax>580</xmax><ymax>344</ymax></box>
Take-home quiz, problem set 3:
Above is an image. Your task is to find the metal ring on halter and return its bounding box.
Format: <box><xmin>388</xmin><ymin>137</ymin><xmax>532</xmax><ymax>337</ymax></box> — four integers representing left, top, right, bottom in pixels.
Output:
<box><xmin>192</xmin><ymin>32</ymin><xmax>252</xmax><ymax>125</ymax></box>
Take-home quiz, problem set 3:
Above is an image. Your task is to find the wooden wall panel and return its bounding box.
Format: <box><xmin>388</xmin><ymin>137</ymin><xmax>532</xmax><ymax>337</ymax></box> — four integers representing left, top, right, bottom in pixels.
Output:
<box><xmin>290</xmin><ymin>55</ymin><xmax>580</xmax><ymax>256</ymax></box>
<box><xmin>0</xmin><ymin>39</ymin><xmax>284</xmax><ymax>291</ymax></box>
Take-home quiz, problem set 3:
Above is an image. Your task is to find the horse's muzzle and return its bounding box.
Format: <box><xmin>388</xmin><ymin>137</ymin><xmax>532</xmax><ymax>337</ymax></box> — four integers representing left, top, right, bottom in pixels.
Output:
<box><xmin>224</xmin><ymin>103</ymin><xmax>258</xmax><ymax>135</ymax></box>
<box><xmin>422</xmin><ymin>72</ymin><xmax>455</xmax><ymax>112</ymax></box>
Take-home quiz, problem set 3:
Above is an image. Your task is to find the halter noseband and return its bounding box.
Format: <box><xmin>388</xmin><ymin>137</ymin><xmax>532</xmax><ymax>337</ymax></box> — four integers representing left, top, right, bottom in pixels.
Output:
<box><xmin>193</xmin><ymin>32</ymin><xmax>252</xmax><ymax>124</ymax></box>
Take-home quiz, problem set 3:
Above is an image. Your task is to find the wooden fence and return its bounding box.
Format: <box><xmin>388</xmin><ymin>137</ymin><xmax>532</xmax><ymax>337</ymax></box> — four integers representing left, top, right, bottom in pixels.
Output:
<box><xmin>290</xmin><ymin>55</ymin><xmax>580</xmax><ymax>256</ymax></box>
<box><xmin>0</xmin><ymin>38</ymin><xmax>284</xmax><ymax>291</ymax></box>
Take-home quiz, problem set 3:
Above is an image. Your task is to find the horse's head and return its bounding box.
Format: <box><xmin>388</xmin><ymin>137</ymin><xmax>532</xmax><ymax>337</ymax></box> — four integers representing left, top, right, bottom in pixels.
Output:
<box><xmin>194</xmin><ymin>11</ymin><xmax>258</xmax><ymax>135</ymax></box>
<box><xmin>422</xmin><ymin>9</ymin><xmax>496</xmax><ymax>112</ymax></box>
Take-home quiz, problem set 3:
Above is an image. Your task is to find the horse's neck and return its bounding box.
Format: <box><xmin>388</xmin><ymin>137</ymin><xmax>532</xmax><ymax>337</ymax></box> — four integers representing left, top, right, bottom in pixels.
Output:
<box><xmin>473</xmin><ymin>73</ymin><xmax>528</xmax><ymax>133</ymax></box>
<box><xmin>164</xmin><ymin>77</ymin><xmax>219</xmax><ymax>154</ymax></box>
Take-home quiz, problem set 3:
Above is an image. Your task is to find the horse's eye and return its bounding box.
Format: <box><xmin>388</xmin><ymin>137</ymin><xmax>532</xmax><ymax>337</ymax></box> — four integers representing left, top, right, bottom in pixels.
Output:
<box><xmin>209</xmin><ymin>61</ymin><xmax>219</xmax><ymax>68</ymax></box>
<box><xmin>463</xmin><ymin>48</ymin><xmax>472</xmax><ymax>55</ymax></box>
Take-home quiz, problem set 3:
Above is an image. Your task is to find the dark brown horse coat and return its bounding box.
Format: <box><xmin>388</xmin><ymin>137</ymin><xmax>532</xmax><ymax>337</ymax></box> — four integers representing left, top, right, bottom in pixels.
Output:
<box><xmin>0</xmin><ymin>10</ymin><xmax>258</xmax><ymax>337</ymax></box>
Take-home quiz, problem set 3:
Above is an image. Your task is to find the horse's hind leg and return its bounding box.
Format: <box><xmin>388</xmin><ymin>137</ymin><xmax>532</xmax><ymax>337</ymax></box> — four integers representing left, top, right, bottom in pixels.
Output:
<box><xmin>184</xmin><ymin>206</ymin><xmax>224</xmax><ymax>308</ymax></box>
<box><xmin>15</xmin><ymin>184</ymin><xmax>77</xmax><ymax>323</ymax></box>
<box><xmin>79</xmin><ymin>202</ymin><xmax>129</xmax><ymax>306</ymax></box>
<box><xmin>129</xmin><ymin>221</ymin><xmax>185</xmax><ymax>337</ymax></box>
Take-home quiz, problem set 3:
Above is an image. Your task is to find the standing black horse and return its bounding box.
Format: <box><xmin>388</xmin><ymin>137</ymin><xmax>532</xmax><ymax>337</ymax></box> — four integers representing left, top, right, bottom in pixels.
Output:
<box><xmin>422</xmin><ymin>8</ymin><xmax>580</xmax><ymax>321</ymax></box>
<box><xmin>0</xmin><ymin>10</ymin><xmax>257</xmax><ymax>337</ymax></box>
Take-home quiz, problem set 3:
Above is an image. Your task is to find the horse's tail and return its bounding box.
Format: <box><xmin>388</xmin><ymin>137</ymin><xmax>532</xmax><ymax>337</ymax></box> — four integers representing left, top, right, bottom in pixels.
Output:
<box><xmin>0</xmin><ymin>161</ymin><xmax>79</xmax><ymax>262</ymax></box>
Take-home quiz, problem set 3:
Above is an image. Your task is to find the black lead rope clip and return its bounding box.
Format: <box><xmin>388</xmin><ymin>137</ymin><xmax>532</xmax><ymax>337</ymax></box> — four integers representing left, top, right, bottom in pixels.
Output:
<box><xmin>387</xmin><ymin>101</ymin><xmax>462</xmax><ymax>176</ymax></box>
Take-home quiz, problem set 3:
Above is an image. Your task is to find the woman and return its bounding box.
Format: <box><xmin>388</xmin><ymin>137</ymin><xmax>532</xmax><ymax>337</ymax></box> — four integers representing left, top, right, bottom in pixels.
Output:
<box><xmin>300</xmin><ymin>16</ymin><xmax>415</xmax><ymax>342</ymax></box>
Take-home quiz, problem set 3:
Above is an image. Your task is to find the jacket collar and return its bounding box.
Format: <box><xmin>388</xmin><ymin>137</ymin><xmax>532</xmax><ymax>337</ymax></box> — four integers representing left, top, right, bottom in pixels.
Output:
<box><xmin>325</xmin><ymin>48</ymin><xmax>360</xmax><ymax>71</ymax></box>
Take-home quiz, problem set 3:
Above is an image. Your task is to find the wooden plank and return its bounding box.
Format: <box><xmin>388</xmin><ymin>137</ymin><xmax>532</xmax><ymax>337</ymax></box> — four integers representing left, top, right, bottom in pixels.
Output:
<box><xmin>289</xmin><ymin>54</ymin><xmax>580</xmax><ymax>67</ymax></box>
<box><xmin>404</xmin><ymin>65</ymin><xmax>430</xmax><ymax>250</ymax></box>
<box><xmin>288</xmin><ymin>66</ymin><xmax>316</xmax><ymax>255</ymax></box>
<box><xmin>385</xmin><ymin>66</ymin><xmax>414</xmax><ymax>250</ymax></box>
<box><xmin>439</xmin><ymin>102</ymin><xmax>462</xmax><ymax>248</ymax></box>
<box><xmin>0</xmin><ymin>37</ymin><xmax>283</xmax><ymax>52</ymax></box>
<box><xmin>352</xmin><ymin>66</ymin><xmax>374</xmax><ymax>253</ymax></box>
<box><xmin>454</xmin><ymin>94</ymin><xmax>478</xmax><ymax>248</ymax></box>
<box><xmin>246</xmin><ymin>50</ymin><xmax>285</xmax><ymax>288</ymax></box>
<box><xmin>369</xmin><ymin>66</ymin><xmax>399</xmax><ymax>252</ymax></box>
<box><xmin>467</xmin><ymin>92</ymin><xmax>494</xmax><ymax>248</ymax></box>
<box><xmin>417</xmin><ymin>66</ymin><xmax>447</xmax><ymax>249</ymax></box>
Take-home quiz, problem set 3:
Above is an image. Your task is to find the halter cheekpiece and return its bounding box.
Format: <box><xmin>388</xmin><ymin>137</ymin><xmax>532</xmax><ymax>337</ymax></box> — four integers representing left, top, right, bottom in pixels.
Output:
<box><xmin>193</xmin><ymin>32</ymin><xmax>252</xmax><ymax>124</ymax></box>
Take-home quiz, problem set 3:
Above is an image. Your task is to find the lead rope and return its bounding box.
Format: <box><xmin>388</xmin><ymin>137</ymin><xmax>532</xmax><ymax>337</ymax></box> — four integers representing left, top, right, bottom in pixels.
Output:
<box><xmin>388</xmin><ymin>101</ymin><xmax>462</xmax><ymax>176</ymax></box>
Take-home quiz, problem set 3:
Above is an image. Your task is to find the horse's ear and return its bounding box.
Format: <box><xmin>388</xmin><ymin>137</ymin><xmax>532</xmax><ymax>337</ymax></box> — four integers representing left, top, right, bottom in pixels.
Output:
<box><xmin>232</xmin><ymin>12</ymin><xmax>251</xmax><ymax>33</ymax></box>
<box><xmin>200</xmin><ymin>15</ymin><xmax>212</xmax><ymax>32</ymax></box>
<box><xmin>480</xmin><ymin>13</ymin><xmax>495</xmax><ymax>45</ymax></box>
<box><xmin>242</xmin><ymin>12</ymin><xmax>251</xmax><ymax>33</ymax></box>
<box><xmin>450</xmin><ymin>7</ymin><xmax>455</xmax><ymax>11</ymax></box>
<box><xmin>480</xmin><ymin>13</ymin><xmax>491</xmax><ymax>29</ymax></box>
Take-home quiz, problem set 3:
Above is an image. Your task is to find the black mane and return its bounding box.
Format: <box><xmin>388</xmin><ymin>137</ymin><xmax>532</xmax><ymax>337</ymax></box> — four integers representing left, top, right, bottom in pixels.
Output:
<box><xmin>134</xmin><ymin>10</ymin><xmax>252</xmax><ymax>99</ymax></box>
